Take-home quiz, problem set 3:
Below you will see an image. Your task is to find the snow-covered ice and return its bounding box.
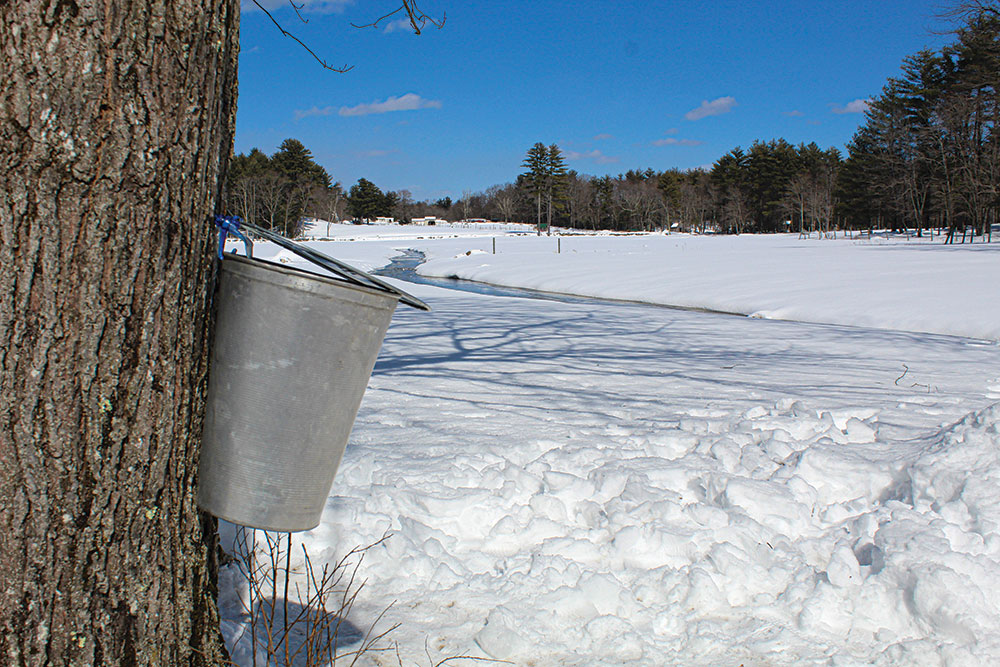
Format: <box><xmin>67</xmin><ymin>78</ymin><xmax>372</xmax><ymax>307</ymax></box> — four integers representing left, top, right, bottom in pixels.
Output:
<box><xmin>413</xmin><ymin>231</ymin><xmax>1000</xmax><ymax>341</ymax></box>
<box><xmin>218</xmin><ymin>225</ymin><xmax>1000</xmax><ymax>665</ymax></box>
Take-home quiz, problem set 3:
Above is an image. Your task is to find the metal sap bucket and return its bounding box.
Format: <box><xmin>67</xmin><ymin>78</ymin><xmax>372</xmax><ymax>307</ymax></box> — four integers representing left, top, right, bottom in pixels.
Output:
<box><xmin>198</xmin><ymin>222</ymin><xmax>428</xmax><ymax>532</ymax></box>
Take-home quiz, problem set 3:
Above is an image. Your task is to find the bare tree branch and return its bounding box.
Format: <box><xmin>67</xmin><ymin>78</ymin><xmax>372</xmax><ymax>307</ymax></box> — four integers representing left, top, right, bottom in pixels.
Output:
<box><xmin>254</xmin><ymin>1</ymin><xmax>444</xmax><ymax>72</ymax></box>
<box><xmin>252</xmin><ymin>0</ymin><xmax>354</xmax><ymax>72</ymax></box>
<box><xmin>352</xmin><ymin>6</ymin><xmax>406</xmax><ymax>30</ymax></box>
<box><xmin>288</xmin><ymin>0</ymin><xmax>308</xmax><ymax>24</ymax></box>
<box><xmin>932</xmin><ymin>0</ymin><xmax>1000</xmax><ymax>34</ymax></box>
<box><xmin>352</xmin><ymin>0</ymin><xmax>446</xmax><ymax>34</ymax></box>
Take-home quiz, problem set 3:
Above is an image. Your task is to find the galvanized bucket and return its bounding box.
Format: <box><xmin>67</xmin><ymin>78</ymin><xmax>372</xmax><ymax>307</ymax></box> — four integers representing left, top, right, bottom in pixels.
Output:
<box><xmin>198</xmin><ymin>253</ymin><xmax>399</xmax><ymax>532</ymax></box>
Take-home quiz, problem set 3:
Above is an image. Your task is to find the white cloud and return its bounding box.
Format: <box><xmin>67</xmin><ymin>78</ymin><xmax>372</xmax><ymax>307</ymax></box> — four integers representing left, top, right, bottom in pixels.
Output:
<box><xmin>653</xmin><ymin>137</ymin><xmax>702</xmax><ymax>147</ymax></box>
<box><xmin>296</xmin><ymin>93</ymin><xmax>442</xmax><ymax>119</ymax></box>
<box><xmin>783</xmin><ymin>110</ymin><xmax>804</xmax><ymax>117</ymax></box>
<box><xmin>339</xmin><ymin>93</ymin><xmax>442</xmax><ymax>117</ymax></box>
<box><xmin>242</xmin><ymin>0</ymin><xmax>352</xmax><ymax>13</ymax></box>
<box><xmin>294</xmin><ymin>105</ymin><xmax>336</xmax><ymax>120</ymax></box>
<box><xmin>564</xmin><ymin>149</ymin><xmax>619</xmax><ymax>164</ymax></box>
<box><xmin>684</xmin><ymin>96</ymin><xmax>737</xmax><ymax>121</ymax></box>
<box><xmin>383</xmin><ymin>18</ymin><xmax>415</xmax><ymax>33</ymax></box>
<box><xmin>592</xmin><ymin>133</ymin><xmax>614</xmax><ymax>141</ymax></box>
<box><xmin>832</xmin><ymin>98</ymin><xmax>871</xmax><ymax>114</ymax></box>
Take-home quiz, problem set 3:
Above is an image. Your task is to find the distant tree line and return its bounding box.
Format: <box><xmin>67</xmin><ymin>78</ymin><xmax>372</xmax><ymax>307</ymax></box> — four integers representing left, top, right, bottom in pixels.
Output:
<box><xmin>463</xmin><ymin>4</ymin><xmax>998</xmax><ymax>240</ymax></box>
<box><xmin>227</xmin><ymin>3</ymin><xmax>996</xmax><ymax>241</ymax></box>
<box><xmin>227</xmin><ymin>138</ymin><xmax>342</xmax><ymax>236</ymax></box>
<box><xmin>457</xmin><ymin>141</ymin><xmax>845</xmax><ymax>236</ymax></box>
<box><xmin>839</xmin><ymin>2</ymin><xmax>999</xmax><ymax>241</ymax></box>
<box><xmin>227</xmin><ymin>141</ymin><xmax>459</xmax><ymax>235</ymax></box>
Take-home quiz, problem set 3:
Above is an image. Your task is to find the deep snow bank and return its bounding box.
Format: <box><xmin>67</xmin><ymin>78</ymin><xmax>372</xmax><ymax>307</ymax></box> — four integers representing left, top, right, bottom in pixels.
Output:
<box><xmin>376</xmin><ymin>401</ymin><xmax>1000</xmax><ymax>665</ymax></box>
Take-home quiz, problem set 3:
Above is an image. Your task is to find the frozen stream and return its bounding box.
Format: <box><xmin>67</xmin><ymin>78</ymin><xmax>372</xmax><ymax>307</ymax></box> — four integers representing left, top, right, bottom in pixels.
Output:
<box><xmin>371</xmin><ymin>249</ymin><xmax>705</xmax><ymax>310</ymax></box>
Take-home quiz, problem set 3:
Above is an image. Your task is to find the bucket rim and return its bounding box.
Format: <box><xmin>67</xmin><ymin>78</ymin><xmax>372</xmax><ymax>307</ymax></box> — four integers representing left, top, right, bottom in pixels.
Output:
<box><xmin>220</xmin><ymin>253</ymin><xmax>400</xmax><ymax>308</ymax></box>
<box><xmin>237</xmin><ymin>222</ymin><xmax>430</xmax><ymax>311</ymax></box>
<box><xmin>200</xmin><ymin>504</ymin><xmax>321</xmax><ymax>533</ymax></box>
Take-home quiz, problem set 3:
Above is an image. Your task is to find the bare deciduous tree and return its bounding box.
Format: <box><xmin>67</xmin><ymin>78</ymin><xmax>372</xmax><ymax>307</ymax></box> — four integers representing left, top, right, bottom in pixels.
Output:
<box><xmin>493</xmin><ymin>185</ymin><xmax>520</xmax><ymax>224</ymax></box>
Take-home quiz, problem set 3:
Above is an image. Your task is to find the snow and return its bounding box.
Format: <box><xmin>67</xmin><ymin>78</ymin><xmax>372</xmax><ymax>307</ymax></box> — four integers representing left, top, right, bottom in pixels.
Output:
<box><xmin>218</xmin><ymin>224</ymin><xmax>1000</xmax><ymax>665</ymax></box>
<box><xmin>413</xmin><ymin>231</ymin><xmax>1000</xmax><ymax>341</ymax></box>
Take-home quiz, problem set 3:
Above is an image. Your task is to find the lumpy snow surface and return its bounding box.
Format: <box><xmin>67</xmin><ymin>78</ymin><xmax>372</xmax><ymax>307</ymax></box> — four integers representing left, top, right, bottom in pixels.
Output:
<box><xmin>219</xmin><ymin>227</ymin><xmax>1000</xmax><ymax>665</ymax></box>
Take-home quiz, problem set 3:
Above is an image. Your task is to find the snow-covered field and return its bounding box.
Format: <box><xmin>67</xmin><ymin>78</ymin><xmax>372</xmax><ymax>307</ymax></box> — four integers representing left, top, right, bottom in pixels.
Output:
<box><xmin>218</xmin><ymin>224</ymin><xmax>1000</xmax><ymax>666</ymax></box>
<box><xmin>413</xmin><ymin>231</ymin><xmax>1000</xmax><ymax>342</ymax></box>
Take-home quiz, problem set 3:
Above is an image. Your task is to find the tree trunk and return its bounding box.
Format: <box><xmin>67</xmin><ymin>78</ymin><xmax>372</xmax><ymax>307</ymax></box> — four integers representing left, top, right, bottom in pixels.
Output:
<box><xmin>546</xmin><ymin>191</ymin><xmax>552</xmax><ymax>235</ymax></box>
<box><xmin>0</xmin><ymin>1</ymin><xmax>239</xmax><ymax>664</ymax></box>
<box><xmin>535</xmin><ymin>191</ymin><xmax>542</xmax><ymax>235</ymax></box>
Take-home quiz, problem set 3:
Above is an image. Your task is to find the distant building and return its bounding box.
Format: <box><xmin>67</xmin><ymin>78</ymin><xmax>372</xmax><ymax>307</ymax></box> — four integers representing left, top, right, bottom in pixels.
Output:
<box><xmin>373</xmin><ymin>217</ymin><xmax>395</xmax><ymax>225</ymax></box>
<box><xmin>412</xmin><ymin>216</ymin><xmax>445</xmax><ymax>226</ymax></box>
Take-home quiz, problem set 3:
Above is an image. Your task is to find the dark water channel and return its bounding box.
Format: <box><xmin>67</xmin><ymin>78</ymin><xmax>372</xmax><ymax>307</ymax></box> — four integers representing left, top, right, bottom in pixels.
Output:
<box><xmin>372</xmin><ymin>249</ymin><xmax>725</xmax><ymax>314</ymax></box>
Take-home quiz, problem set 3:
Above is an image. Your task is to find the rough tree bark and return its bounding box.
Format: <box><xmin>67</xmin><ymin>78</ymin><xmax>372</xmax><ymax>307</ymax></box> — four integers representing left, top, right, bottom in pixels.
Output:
<box><xmin>1</xmin><ymin>1</ymin><xmax>239</xmax><ymax>664</ymax></box>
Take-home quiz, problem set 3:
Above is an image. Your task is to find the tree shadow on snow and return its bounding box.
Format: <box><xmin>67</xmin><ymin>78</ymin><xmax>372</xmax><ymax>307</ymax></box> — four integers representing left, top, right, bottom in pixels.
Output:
<box><xmin>371</xmin><ymin>289</ymin><xmax>999</xmax><ymax>425</ymax></box>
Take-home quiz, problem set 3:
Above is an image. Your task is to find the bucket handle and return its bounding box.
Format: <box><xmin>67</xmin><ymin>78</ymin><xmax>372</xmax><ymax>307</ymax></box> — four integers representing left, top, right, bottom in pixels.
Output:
<box><xmin>216</xmin><ymin>217</ymin><xmax>430</xmax><ymax>312</ymax></box>
<box><xmin>215</xmin><ymin>215</ymin><xmax>254</xmax><ymax>260</ymax></box>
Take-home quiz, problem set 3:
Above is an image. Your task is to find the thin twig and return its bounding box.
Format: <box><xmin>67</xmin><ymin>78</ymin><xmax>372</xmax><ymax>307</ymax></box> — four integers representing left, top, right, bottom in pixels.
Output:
<box><xmin>287</xmin><ymin>0</ymin><xmax>308</xmax><ymax>23</ymax></box>
<box><xmin>434</xmin><ymin>657</ymin><xmax>515</xmax><ymax>666</ymax></box>
<box><xmin>425</xmin><ymin>636</ymin><xmax>514</xmax><ymax>666</ymax></box>
<box><xmin>283</xmin><ymin>532</ymin><xmax>291</xmax><ymax>666</ymax></box>
<box><xmin>352</xmin><ymin>6</ymin><xmax>406</xmax><ymax>29</ymax></box>
<box><xmin>228</xmin><ymin>530</ymin><xmax>402</xmax><ymax>665</ymax></box>
<box><xmin>895</xmin><ymin>364</ymin><xmax>909</xmax><ymax>386</ymax></box>
<box><xmin>252</xmin><ymin>0</ymin><xmax>354</xmax><ymax>72</ymax></box>
<box><xmin>344</xmin><ymin>599</ymin><xmax>398</xmax><ymax>666</ymax></box>
<box><xmin>352</xmin><ymin>0</ymin><xmax>446</xmax><ymax>34</ymax></box>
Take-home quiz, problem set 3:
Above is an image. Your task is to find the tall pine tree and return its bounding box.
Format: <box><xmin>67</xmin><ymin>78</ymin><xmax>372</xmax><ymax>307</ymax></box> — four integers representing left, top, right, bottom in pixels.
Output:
<box><xmin>521</xmin><ymin>142</ymin><xmax>548</xmax><ymax>234</ymax></box>
<box><xmin>347</xmin><ymin>178</ymin><xmax>387</xmax><ymax>222</ymax></box>
<box><xmin>545</xmin><ymin>144</ymin><xmax>568</xmax><ymax>235</ymax></box>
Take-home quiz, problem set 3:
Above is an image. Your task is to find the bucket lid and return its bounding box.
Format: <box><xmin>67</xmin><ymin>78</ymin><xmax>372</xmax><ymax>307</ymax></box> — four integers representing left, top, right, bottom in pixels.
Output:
<box><xmin>223</xmin><ymin>220</ymin><xmax>430</xmax><ymax>311</ymax></box>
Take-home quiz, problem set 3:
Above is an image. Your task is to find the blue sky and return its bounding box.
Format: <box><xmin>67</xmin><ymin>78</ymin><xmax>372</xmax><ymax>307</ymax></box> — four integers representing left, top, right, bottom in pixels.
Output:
<box><xmin>236</xmin><ymin>0</ymin><xmax>951</xmax><ymax>200</ymax></box>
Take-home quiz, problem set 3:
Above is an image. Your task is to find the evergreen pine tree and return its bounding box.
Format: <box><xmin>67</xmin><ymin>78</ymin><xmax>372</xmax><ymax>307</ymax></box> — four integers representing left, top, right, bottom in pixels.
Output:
<box><xmin>347</xmin><ymin>178</ymin><xmax>386</xmax><ymax>222</ymax></box>
<box><xmin>545</xmin><ymin>144</ymin><xmax>568</xmax><ymax>235</ymax></box>
<box><xmin>657</xmin><ymin>170</ymin><xmax>683</xmax><ymax>229</ymax></box>
<box><xmin>272</xmin><ymin>138</ymin><xmax>332</xmax><ymax>188</ymax></box>
<box><xmin>381</xmin><ymin>191</ymin><xmax>401</xmax><ymax>218</ymax></box>
<box><xmin>521</xmin><ymin>142</ymin><xmax>548</xmax><ymax>234</ymax></box>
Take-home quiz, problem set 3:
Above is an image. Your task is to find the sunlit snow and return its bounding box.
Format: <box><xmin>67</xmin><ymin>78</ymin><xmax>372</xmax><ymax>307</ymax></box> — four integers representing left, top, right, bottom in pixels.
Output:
<box><xmin>218</xmin><ymin>224</ymin><xmax>1000</xmax><ymax>666</ymax></box>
